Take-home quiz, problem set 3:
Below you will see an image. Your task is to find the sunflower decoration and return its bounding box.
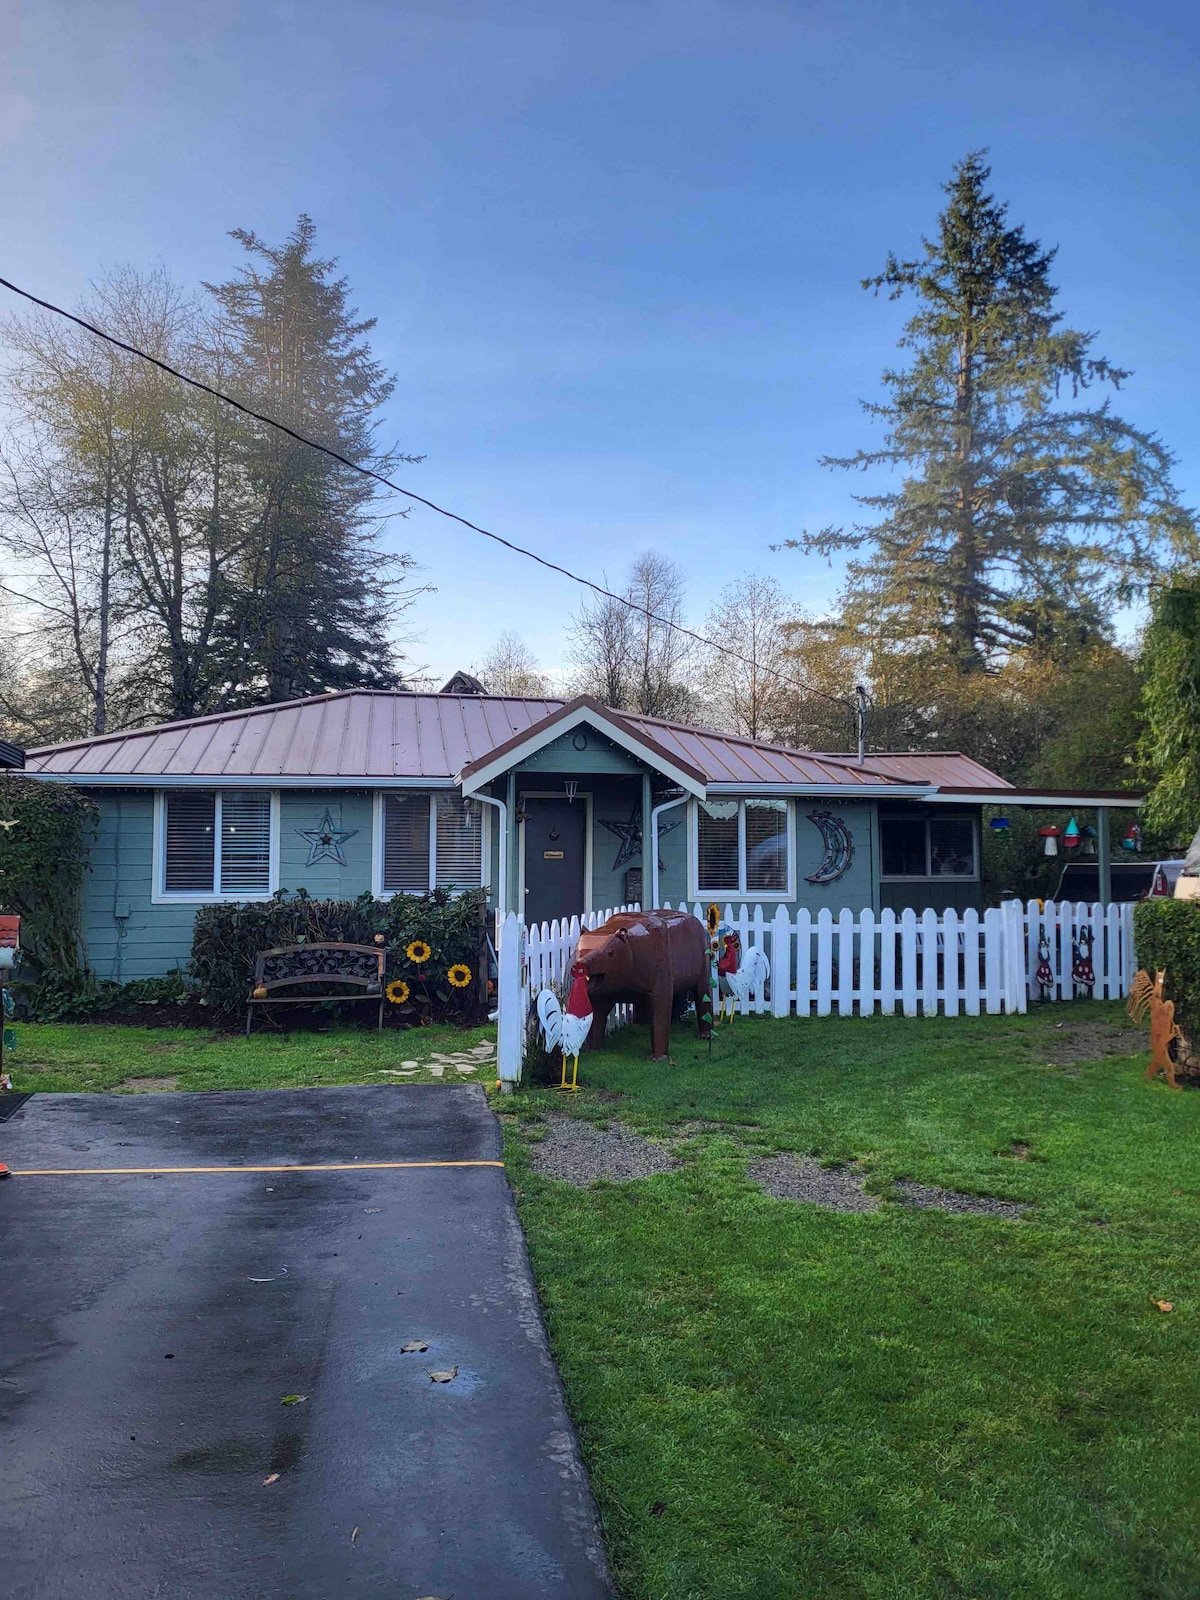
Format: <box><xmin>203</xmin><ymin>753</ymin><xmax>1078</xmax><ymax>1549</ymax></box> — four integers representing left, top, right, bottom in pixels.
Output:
<box><xmin>385</xmin><ymin>978</ymin><xmax>411</xmax><ymax>1006</ymax></box>
<box><xmin>706</xmin><ymin>903</ymin><xmax>721</xmax><ymax>937</ymax></box>
<box><xmin>405</xmin><ymin>939</ymin><xmax>432</xmax><ymax>966</ymax></box>
<box><xmin>446</xmin><ymin>963</ymin><xmax>472</xmax><ymax>990</ymax></box>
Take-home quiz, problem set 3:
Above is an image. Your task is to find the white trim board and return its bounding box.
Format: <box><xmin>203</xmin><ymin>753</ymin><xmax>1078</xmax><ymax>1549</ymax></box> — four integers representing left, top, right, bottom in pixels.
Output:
<box><xmin>458</xmin><ymin>704</ymin><xmax>705</xmax><ymax>798</ymax></box>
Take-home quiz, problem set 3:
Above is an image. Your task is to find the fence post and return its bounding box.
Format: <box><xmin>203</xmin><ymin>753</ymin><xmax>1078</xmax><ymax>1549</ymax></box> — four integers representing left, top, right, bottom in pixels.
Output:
<box><xmin>771</xmin><ymin>904</ymin><xmax>792</xmax><ymax>1018</ymax></box>
<box><xmin>496</xmin><ymin>911</ymin><xmax>525</xmax><ymax>1089</ymax></box>
<box><xmin>1002</xmin><ymin>898</ymin><xmax>1027</xmax><ymax>1014</ymax></box>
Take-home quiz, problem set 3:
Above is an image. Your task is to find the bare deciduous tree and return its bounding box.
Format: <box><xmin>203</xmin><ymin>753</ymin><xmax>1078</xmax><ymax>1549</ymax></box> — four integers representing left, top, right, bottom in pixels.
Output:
<box><xmin>474</xmin><ymin>630</ymin><xmax>551</xmax><ymax>697</ymax></box>
<box><xmin>567</xmin><ymin>552</ymin><xmax>697</xmax><ymax>718</ymax></box>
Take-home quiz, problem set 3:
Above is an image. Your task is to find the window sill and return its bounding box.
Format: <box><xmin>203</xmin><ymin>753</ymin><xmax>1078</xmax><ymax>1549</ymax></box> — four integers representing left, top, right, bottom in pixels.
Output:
<box><xmin>152</xmin><ymin>890</ymin><xmax>277</xmax><ymax>905</ymax></box>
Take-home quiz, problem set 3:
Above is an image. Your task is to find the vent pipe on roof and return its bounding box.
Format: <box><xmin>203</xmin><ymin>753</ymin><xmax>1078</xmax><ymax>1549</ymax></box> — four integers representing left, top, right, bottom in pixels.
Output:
<box><xmin>854</xmin><ymin>684</ymin><xmax>868</xmax><ymax>766</ymax></box>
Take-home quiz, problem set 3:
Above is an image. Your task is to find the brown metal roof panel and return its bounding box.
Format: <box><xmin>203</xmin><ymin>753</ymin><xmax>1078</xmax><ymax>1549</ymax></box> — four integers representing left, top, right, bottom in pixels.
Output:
<box><xmin>335</xmin><ymin>694</ymin><xmax>372</xmax><ymax>777</ymax></box>
<box><xmin>190</xmin><ymin>714</ymin><xmax>250</xmax><ymax>775</ymax></box>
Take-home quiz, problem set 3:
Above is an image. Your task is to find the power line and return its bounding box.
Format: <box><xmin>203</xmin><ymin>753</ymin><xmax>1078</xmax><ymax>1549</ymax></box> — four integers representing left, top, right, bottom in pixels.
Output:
<box><xmin>0</xmin><ymin>272</ymin><xmax>852</xmax><ymax>714</ymax></box>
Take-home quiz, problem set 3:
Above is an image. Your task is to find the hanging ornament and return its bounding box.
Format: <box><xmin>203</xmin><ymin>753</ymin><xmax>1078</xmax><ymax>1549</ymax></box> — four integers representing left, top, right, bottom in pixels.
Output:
<box><xmin>1122</xmin><ymin>822</ymin><xmax>1142</xmax><ymax>853</ymax></box>
<box><xmin>1080</xmin><ymin>824</ymin><xmax>1097</xmax><ymax>858</ymax></box>
<box><xmin>1071</xmin><ymin>927</ymin><xmax>1095</xmax><ymax>993</ymax></box>
<box><xmin>1038</xmin><ymin>824</ymin><xmax>1062</xmax><ymax>857</ymax></box>
<box><xmin>1034</xmin><ymin>933</ymin><xmax>1055</xmax><ymax>999</ymax></box>
<box><xmin>989</xmin><ymin>816</ymin><xmax>1010</xmax><ymax>832</ymax></box>
<box><xmin>1063</xmin><ymin>816</ymin><xmax>1081</xmax><ymax>851</ymax></box>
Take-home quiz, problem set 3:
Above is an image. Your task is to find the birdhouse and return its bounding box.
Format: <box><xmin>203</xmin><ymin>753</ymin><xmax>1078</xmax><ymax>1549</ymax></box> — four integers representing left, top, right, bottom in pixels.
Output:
<box><xmin>0</xmin><ymin>913</ymin><xmax>18</xmax><ymax>975</ymax></box>
<box><xmin>1062</xmin><ymin>816</ymin><xmax>1081</xmax><ymax>851</ymax></box>
<box><xmin>1122</xmin><ymin>822</ymin><xmax>1142</xmax><ymax>853</ymax></box>
<box><xmin>1038</xmin><ymin>825</ymin><xmax>1062</xmax><ymax>857</ymax></box>
<box><xmin>1080</xmin><ymin>824</ymin><xmax>1097</xmax><ymax>857</ymax></box>
<box><xmin>989</xmin><ymin>816</ymin><xmax>1010</xmax><ymax>831</ymax></box>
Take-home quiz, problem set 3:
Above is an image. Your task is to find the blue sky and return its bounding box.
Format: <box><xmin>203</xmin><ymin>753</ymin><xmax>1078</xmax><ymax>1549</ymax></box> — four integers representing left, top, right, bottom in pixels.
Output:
<box><xmin>3</xmin><ymin>0</ymin><xmax>1198</xmax><ymax>683</ymax></box>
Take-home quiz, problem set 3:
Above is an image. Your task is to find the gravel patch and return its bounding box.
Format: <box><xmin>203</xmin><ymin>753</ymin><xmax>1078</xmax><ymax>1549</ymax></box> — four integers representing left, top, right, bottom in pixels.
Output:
<box><xmin>525</xmin><ymin>1115</ymin><xmax>679</xmax><ymax>1186</ymax></box>
<box><xmin>891</xmin><ymin>1180</ymin><xmax>1028</xmax><ymax>1219</ymax></box>
<box><xmin>746</xmin><ymin>1154</ymin><xmax>880</xmax><ymax>1213</ymax></box>
<box><xmin>1039</xmin><ymin>1019</ymin><xmax>1146</xmax><ymax>1064</ymax></box>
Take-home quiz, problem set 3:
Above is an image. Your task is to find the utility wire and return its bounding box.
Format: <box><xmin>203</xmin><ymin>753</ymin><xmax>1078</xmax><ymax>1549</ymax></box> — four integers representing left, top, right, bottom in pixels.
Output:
<box><xmin>0</xmin><ymin>273</ymin><xmax>853</xmax><ymax>714</ymax></box>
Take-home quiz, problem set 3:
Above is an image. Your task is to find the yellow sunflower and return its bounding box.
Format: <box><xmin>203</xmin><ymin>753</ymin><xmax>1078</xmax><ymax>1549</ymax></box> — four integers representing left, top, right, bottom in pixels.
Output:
<box><xmin>706</xmin><ymin>903</ymin><xmax>721</xmax><ymax>935</ymax></box>
<box><xmin>406</xmin><ymin>940</ymin><xmax>432</xmax><ymax>965</ymax></box>
<box><xmin>385</xmin><ymin>978</ymin><xmax>411</xmax><ymax>1005</ymax></box>
<box><xmin>446</xmin><ymin>963</ymin><xmax>472</xmax><ymax>989</ymax></box>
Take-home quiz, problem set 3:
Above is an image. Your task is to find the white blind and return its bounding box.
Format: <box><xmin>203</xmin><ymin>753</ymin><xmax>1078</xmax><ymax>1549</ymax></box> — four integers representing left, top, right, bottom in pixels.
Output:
<box><xmin>435</xmin><ymin>795</ymin><xmax>482</xmax><ymax>890</ymax></box>
<box><xmin>383</xmin><ymin>794</ymin><xmax>431</xmax><ymax>892</ymax></box>
<box><xmin>745</xmin><ymin>800</ymin><xmax>787</xmax><ymax>891</ymax></box>
<box><xmin>219</xmin><ymin>791</ymin><xmax>272</xmax><ymax>894</ymax></box>
<box><xmin>163</xmin><ymin>792</ymin><xmax>216</xmax><ymax>892</ymax></box>
<box><xmin>697</xmin><ymin>800</ymin><xmax>739</xmax><ymax>893</ymax></box>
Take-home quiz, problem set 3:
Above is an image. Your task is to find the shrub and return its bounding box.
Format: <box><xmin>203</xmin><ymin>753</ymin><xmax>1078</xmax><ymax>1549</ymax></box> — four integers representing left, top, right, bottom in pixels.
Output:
<box><xmin>0</xmin><ymin>773</ymin><xmax>98</xmax><ymax>977</ymax></box>
<box><xmin>1132</xmin><ymin>898</ymin><xmax>1200</xmax><ymax>1038</ymax></box>
<box><xmin>190</xmin><ymin>887</ymin><xmax>489</xmax><ymax>1022</ymax></box>
<box><xmin>25</xmin><ymin>970</ymin><xmax>196</xmax><ymax>1023</ymax></box>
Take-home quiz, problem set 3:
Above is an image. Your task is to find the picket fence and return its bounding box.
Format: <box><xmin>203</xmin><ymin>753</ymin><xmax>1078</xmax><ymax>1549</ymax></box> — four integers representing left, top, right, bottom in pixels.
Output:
<box><xmin>494</xmin><ymin>898</ymin><xmax>1137</xmax><ymax>1083</ymax></box>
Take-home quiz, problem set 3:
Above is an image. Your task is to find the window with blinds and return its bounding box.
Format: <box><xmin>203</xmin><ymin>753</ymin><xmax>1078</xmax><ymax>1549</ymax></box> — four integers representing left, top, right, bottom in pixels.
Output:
<box><xmin>163</xmin><ymin>792</ymin><xmax>216</xmax><ymax>892</ymax></box>
<box><xmin>696</xmin><ymin>798</ymin><xmax>791</xmax><ymax>896</ymax></box>
<box><xmin>382</xmin><ymin>794</ymin><xmax>432</xmax><ymax>892</ymax></box>
<box><xmin>219</xmin><ymin>792</ymin><xmax>273</xmax><ymax>894</ymax></box>
<box><xmin>696</xmin><ymin>800</ymin><xmax>740</xmax><ymax>893</ymax></box>
<box><xmin>161</xmin><ymin>790</ymin><xmax>272</xmax><ymax>897</ymax></box>
<box><xmin>435</xmin><ymin>795</ymin><xmax>482</xmax><ymax>890</ymax></box>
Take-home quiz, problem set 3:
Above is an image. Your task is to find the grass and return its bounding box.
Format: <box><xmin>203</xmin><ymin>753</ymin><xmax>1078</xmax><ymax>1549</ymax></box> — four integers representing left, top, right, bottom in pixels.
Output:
<box><xmin>9</xmin><ymin>1003</ymin><xmax>1200</xmax><ymax>1596</ymax></box>
<box><xmin>504</xmin><ymin>1004</ymin><xmax>1200</xmax><ymax>1599</ymax></box>
<box><xmin>4</xmin><ymin>1019</ymin><xmax>498</xmax><ymax>1092</ymax></box>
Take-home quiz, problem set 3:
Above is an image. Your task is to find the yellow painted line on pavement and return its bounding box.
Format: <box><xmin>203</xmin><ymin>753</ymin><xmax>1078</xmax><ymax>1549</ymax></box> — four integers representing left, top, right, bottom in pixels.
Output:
<box><xmin>8</xmin><ymin>1159</ymin><xmax>505</xmax><ymax>1177</ymax></box>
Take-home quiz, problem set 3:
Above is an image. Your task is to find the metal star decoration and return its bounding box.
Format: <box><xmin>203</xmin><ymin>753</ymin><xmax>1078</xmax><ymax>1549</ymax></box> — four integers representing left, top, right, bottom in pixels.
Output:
<box><xmin>600</xmin><ymin>804</ymin><xmax>681</xmax><ymax>871</ymax></box>
<box><xmin>298</xmin><ymin>807</ymin><xmax>357</xmax><ymax>867</ymax></box>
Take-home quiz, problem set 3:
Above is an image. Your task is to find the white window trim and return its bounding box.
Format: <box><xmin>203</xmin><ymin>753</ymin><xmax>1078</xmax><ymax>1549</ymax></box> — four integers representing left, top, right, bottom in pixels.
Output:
<box><xmin>152</xmin><ymin>789</ymin><xmax>280</xmax><ymax>904</ymax></box>
<box><xmin>372</xmin><ymin>790</ymin><xmax>486</xmax><ymax>898</ymax></box>
<box><xmin>688</xmin><ymin>797</ymin><xmax>795</xmax><ymax>901</ymax></box>
<box><xmin>878</xmin><ymin>813</ymin><xmax>979</xmax><ymax>882</ymax></box>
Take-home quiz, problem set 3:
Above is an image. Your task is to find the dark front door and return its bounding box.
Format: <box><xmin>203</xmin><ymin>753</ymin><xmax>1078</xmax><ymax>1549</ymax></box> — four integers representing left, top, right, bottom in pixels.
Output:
<box><xmin>523</xmin><ymin>798</ymin><xmax>587</xmax><ymax>924</ymax></box>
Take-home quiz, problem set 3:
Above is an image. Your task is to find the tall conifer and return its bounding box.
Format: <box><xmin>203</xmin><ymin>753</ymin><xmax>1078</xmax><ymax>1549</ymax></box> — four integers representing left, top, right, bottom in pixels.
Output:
<box><xmin>794</xmin><ymin>153</ymin><xmax>1195</xmax><ymax>671</ymax></box>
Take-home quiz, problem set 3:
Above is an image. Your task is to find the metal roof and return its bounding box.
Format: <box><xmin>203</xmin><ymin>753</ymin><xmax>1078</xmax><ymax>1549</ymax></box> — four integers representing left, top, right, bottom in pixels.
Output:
<box><xmin>25</xmin><ymin>689</ymin><xmax>1053</xmax><ymax>796</ymax></box>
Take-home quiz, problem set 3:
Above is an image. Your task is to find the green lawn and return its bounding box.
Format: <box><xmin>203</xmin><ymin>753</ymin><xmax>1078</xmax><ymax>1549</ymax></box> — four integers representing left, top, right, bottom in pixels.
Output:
<box><xmin>505</xmin><ymin>1005</ymin><xmax>1200</xmax><ymax>1600</ymax></box>
<box><xmin>8</xmin><ymin>1004</ymin><xmax>1199</xmax><ymax>1597</ymax></box>
<box><xmin>4</xmin><ymin>1019</ymin><xmax>498</xmax><ymax>1091</ymax></box>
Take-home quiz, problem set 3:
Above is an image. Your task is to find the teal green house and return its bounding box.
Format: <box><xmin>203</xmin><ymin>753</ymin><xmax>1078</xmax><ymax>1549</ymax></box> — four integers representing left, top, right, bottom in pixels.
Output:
<box><xmin>22</xmin><ymin>690</ymin><xmax>1141</xmax><ymax>982</ymax></box>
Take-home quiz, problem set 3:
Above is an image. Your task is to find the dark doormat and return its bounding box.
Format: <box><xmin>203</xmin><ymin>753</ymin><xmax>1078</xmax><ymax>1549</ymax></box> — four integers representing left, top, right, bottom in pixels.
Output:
<box><xmin>0</xmin><ymin>1092</ymin><xmax>32</xmax><ymax>1122</ymax></box>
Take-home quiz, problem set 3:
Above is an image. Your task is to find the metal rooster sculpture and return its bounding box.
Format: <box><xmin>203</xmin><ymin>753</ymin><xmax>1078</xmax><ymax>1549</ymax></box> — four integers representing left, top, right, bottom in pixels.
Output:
<box><xmin>715</xmin><ymin>931</ymin><xmax>770</xmax><ymax>1023</ymax></box>
<box><xmin>536</xmin><ymin>962</ymin><xmax>593</xmax><ymax>1092</ymax></box>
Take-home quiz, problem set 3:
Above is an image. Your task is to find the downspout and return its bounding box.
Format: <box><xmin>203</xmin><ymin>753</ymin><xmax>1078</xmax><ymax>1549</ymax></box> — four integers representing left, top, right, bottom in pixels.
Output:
<box><xmin>650</xmin><ymin>793</ymin><xmax>689</xmax><ymax>909</ymax></box>
<box><xmin>473</xmin><ymin>792</ymin><xmax>508</xmax><ymax>923</ymax></box>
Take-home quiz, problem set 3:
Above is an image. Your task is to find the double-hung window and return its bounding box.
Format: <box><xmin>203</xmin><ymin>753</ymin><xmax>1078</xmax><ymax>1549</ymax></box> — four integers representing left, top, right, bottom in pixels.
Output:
<box><xmin>379</xmin><ymin>793</ymin><xmax>483</xmax><ymax>894</ymax></box>
<box><xmin>694</xmin><ymin>798</ymin><xmax>791</xmax><ymax>897</ymax></box>
<box><xmin>159</xmin><ymin>790</ymin><xmax>275</xmax><ymax>899</ymax></box>
<box><xmin>879</xmin><ymin>814</ymin><xmax>977</xmax><ymax>879</ymax></box>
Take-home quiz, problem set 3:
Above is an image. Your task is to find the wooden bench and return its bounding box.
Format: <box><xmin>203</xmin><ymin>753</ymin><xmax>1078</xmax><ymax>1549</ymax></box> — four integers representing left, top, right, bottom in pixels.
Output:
<box><xmin>246</xmin><ymin>942</ymin><xmax>385</xmax><ymax>1035</ymax></box>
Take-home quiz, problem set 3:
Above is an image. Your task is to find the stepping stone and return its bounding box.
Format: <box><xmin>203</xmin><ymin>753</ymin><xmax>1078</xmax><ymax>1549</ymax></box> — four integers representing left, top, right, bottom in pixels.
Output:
<box><xmin>428</xmin><ymin>1063</ymin><xmax>445</xmax><ymax>1079</ymax></box>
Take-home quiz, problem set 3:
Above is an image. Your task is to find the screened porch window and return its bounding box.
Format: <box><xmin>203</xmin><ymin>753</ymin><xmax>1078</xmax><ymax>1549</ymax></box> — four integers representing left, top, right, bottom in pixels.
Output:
<box><xmin>160</xmin><ymin>790</ymin><xmax>274</xmax><ymax>898</ymax></box>
<box><xmin>880</xmin><ymin>815</ymin><xmax>977</xmax><ymax>879</ymax></box>
<box><xmin>695</xmin><ymin>798</ymin><xmax>790</xmax><ymax>896</ymax></box>
<box><xmin>379</xmin><ymin>793</ymin><xmax>483</xmax><ymax>894</ymax></box>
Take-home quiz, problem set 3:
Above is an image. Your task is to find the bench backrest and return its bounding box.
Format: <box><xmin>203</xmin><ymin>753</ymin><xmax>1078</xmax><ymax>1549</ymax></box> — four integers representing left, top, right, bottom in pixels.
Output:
<box><xmin>252</xmin><ymin>942</ymin><xmax>385</xmax><ymax>993</ymax></box>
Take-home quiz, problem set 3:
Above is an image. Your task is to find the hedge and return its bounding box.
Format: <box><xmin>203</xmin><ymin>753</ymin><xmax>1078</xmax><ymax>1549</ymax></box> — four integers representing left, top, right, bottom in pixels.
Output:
<box><xmin>1132</xmin><ymin>898</ymin><xmax>1200</xmax><ymax>1040</ymax></box>
<box><xmin>0</xmin><ymin>773</ymin><xmax>98</xmax><ymax>978</ymax></box>
<box><xmin>190</xmin><ymin>887</ymin><xmax>490</xmax><ymax>1022</ymax></box>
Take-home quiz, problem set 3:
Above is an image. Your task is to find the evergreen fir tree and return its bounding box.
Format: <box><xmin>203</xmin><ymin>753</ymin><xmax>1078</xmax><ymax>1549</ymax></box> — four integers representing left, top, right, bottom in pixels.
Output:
<box><xmin>205</xmin><ymin>217</ymin><xmax>421</xmax><ymax>703</ymax></box>
<box><xmin>792</xmin><ymin>153</ymin><xmax>1195</xmax><ymax>672</ymax></box>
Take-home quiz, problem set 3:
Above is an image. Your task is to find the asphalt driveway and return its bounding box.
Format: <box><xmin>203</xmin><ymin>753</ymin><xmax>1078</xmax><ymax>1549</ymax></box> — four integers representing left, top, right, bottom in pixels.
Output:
<box><xmin>0</xmin><ymin>1085</ymin><xmax>612</xmax><ymax>1599</ymax></box>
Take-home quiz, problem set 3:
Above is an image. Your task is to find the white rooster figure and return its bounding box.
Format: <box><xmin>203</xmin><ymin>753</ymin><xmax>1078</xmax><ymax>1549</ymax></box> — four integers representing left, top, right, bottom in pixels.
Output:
<box><xmin>716</xmin><ymin>931</ymin><xmax>770</xmax><ymax>1023</ymax></box>
<box><xmin>536</xmin><ymin>962</ymin><xmax>593</xmax><ymax>1092</ymax></box>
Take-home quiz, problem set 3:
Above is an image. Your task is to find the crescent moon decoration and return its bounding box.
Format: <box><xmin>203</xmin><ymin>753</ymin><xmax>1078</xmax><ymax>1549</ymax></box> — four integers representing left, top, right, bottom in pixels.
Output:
<box><xmin>805</xmin><ymin>811</ymin><xmax>854</xmax><ymax>885</ymax></box>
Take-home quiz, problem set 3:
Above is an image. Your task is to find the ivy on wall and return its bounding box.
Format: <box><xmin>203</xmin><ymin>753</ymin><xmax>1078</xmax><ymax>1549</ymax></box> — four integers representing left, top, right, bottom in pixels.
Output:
<box><xmin>0</xmin><ymin>775</ymin><xmax>98</xmax><ymax>977</ymax></box>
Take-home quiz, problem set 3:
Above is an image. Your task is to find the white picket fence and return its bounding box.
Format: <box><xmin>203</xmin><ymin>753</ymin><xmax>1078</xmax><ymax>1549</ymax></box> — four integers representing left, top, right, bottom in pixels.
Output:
<box><xmin>494</xmin><ymin>898</ymin><xmax>1138</xmax><ymax>1083</ymax></box>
